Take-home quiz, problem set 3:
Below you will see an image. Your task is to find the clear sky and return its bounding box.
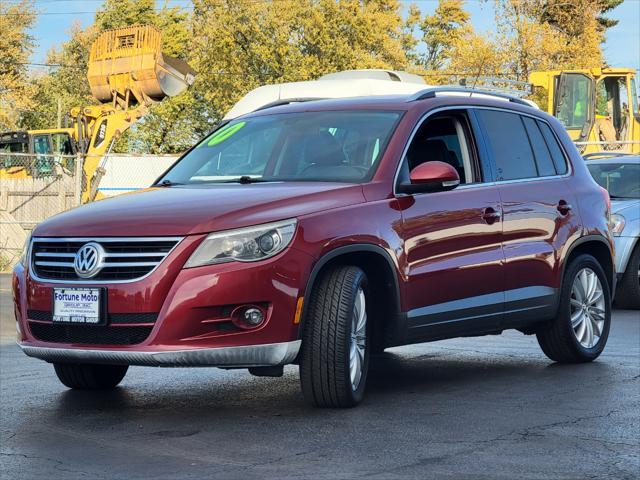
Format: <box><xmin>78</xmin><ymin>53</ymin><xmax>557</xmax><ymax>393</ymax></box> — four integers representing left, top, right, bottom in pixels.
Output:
<box><xmin>25</xmin><ymin>0</ymin><xmax>640</xmax><ymax>75</ymax></box>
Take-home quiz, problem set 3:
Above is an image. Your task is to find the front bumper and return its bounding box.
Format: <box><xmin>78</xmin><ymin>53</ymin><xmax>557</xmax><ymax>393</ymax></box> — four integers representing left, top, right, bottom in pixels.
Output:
<box><xmin>13</xmin><ymin>236</ymin><xmax>315</xmax><ymax>366</ymax></box>
<box><xmin>19</xmin><ymin>340</ymin><xmax>301</xmax><ymax>367</ymax></box>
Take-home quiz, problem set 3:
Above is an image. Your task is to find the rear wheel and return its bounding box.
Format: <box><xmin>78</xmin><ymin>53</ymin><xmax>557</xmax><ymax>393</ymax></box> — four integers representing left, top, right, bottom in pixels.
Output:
<box><xmin>537</xmin><ymin>254</ymin><xmax>611</xmax><ymax>363</ymax></box>
<box><xmin>299</xmin><ymin>265</ymin><xmax>369</xmax><ymax>408</ymax></box>
<box><xmin>615</xmin><ymin>245</ymin><xmax>640</xmax><ymax>309</ymax></box>
<box><xmin>54</xmin><ymin>363</ymin><xmax>128</xmax><ymax>390</ymax></box>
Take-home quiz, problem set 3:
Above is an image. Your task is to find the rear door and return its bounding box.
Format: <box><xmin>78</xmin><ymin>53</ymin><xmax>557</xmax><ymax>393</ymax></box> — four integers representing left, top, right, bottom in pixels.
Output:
<box><xmin>396</xmin><ymin>109</ymin><xmax>505</xmax><ymax>342</ymax></box>
<box><xmin>474</xmin><ymin>108</ymin><xmax>580</xmax><ymax>328</ymax></box>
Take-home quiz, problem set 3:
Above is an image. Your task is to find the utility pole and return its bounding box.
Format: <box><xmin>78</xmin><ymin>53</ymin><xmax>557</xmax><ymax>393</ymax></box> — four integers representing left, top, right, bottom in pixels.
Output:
<box><xmin>57</xmin><ymin>98</ymin><xmax>62</xmax><ymax>129</ymax></box>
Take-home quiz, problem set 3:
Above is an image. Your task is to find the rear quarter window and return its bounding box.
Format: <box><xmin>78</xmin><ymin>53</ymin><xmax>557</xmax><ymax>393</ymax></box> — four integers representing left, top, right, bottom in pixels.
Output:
<box><xmin>522</xmin><ymin>116</ymin><xmax>556</xmax><ymax>177</ymax></box>
<box><xmin>537</xmin><ymin>121</ymin><xmax>568</xmax><ymax>175</ymax></box>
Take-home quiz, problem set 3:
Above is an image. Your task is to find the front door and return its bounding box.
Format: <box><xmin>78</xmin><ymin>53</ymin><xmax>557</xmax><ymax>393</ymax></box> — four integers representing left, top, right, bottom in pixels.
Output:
<box><xmin>396</xmin><ymin>109</ymin><xmax>505</xmax><ymax>342</ymax></box>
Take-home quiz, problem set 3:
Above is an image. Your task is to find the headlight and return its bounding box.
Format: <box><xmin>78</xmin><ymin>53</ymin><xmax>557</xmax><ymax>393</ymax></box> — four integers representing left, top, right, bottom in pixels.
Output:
<box><xmin>19</xmin><ymin>232</ymin><xmax>31</xmax><ymax>267</ymax></box>
<box><xmin>610</xmin><ymin>214</ymin><xmax>625</xmax><ymax>236</ymax></box>
<box><xmin>184</xmin><ymin>219</ymin><xmax>297</xmax><ymax>268</ymax></box>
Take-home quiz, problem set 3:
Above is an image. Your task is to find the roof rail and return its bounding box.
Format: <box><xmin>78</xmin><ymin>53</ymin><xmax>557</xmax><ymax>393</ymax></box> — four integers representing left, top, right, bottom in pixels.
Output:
<box><xmin>408</xmin><ymin>87</ymin><xmax>533</xmax><ymax>107</ymax></box>
<box><xmin>457</xmin><ymin>77</ymin><xmax>533</xmax><ymax>98</ymax></box>
<box><xmin>253</xmin><ymin>97</ymin><xmax>327</xmax><ymax>113</ymax></box>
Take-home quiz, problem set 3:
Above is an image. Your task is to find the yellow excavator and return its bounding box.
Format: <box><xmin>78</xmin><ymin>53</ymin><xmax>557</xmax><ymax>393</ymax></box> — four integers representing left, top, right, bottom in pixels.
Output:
<box><xmin>529</xmin><ymin>68</ymin><xmax>639</xmax><ymax>154</ymax></box>
<box><xmin>0</xmin><ymin>25</ymin><xmax>195</xmax><ymax>201</ymax></box>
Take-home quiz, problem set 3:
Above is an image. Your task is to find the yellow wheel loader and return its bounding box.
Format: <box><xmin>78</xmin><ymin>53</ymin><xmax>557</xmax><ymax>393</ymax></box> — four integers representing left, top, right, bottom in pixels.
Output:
<box><xmin>529</xmin><ymin>68</ymin><xmax>640</xmax><ymax>154</ymax></box>
<box><xmin>0</xmin><ymin>25</ymin><xmax>195</xmax><ymax>202</ymax></box>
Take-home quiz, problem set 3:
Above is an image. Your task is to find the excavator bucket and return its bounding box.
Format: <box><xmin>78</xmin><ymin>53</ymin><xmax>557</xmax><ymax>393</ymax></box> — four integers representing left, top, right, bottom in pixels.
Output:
<box><xmin>87</xmin><ymin>25</ymin><xmax>195</xmax><ymax>106</ymax></box>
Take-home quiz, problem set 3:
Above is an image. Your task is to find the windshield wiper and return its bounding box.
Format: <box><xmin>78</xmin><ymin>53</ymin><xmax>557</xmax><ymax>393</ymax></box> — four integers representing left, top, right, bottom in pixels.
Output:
<box><xmin>155</xmin><ymin>179</ymin><xmax>184</xmax><ymax>187</ymax></box>
<box><xmin>221</xmin><ymin>176</ymin><xmax>271</xmax><ymax>184</ymax></box>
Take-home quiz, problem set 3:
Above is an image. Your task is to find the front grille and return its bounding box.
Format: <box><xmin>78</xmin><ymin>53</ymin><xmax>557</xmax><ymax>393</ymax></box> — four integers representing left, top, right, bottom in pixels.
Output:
<box><xmin>31</xmin><ymin>237</ymin><xmax>182</xmax><ymax>282</ymax></box>
<box><xmin>27</xmin><ymin>310</ymin><xmax>158</xmax><ymax>324</ymax></box>
<box><xmin>29</xmin><ymin>322</ymin><xmax>152</xmax><ymax>345</ymax></box>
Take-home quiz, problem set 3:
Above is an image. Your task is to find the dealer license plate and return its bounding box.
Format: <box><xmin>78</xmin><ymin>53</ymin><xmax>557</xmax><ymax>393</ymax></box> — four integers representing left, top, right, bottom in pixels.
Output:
<box><xmin>52</xmin><ymin>288</ymin><xmax>102</xmax><ymax>324</ymax></box>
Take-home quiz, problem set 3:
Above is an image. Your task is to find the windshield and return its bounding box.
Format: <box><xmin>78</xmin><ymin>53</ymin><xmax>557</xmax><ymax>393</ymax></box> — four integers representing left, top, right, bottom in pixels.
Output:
<box><xmin>587</xmin><ymin>162</ymin><xmax>640</xmax><ymax>199</ymax></box>
<box><xmin>159</xmin><ymin>110</ymin><xmax>402</xmax><ymax>185</ymax></box>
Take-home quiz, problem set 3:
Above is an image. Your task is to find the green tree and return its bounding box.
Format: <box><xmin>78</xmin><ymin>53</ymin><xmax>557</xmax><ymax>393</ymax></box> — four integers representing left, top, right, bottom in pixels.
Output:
<box><xmin>0</xmin><ymin>1</ymin><xmax>37</xmax><ymax>130</ymax></box>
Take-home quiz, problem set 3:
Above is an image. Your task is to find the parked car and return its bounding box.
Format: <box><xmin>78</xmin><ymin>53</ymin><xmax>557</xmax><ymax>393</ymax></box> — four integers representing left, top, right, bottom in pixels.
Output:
<box><xmin>585</xmin><ymin>154</ymin><xmax>640</xmax><ymax>309</ymax></box>
<box><xmin>13</xmin><ymin>88</ymin><xmax>615</xmax><ymax>408</ymax></box>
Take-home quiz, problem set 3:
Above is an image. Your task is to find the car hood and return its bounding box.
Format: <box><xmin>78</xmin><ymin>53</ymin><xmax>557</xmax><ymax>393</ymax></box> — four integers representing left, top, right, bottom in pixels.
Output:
<box><xmin>611</xmin><ymin>199</ymin><xmax>640</xmax><ymax>220</ymax></box>
<box><xmin>34</xmin><ymin>183</ymin><xmax>366</xmax><ymax>237</ymax></box>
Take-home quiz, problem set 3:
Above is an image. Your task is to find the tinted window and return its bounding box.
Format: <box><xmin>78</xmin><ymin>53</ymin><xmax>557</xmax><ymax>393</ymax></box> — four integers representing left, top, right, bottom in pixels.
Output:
<box><xmin>538</xmin><ymin>121</ymin><xmax>568</xmax><ymax>174</ymax></box>
<box><xmin>476</xmin><ymin>110</ymin><xmax>537</xmax><ymax>181</ymax></box>
<box><xmin>522</xmin><ymin>117</ymin><xmax>555</xmax><ymax>176</ymax></box>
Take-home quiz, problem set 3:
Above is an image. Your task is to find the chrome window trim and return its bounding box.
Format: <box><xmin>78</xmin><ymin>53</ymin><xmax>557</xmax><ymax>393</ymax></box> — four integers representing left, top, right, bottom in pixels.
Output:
<box><xmin>28</xmin><ymin>236</ymin><xmax>184</xmax><ymax>285</ymax></box>
<box><xmin>392</xmin><ymin>105</ymin><xmax>572</xmax><ymax>197</ymax></box>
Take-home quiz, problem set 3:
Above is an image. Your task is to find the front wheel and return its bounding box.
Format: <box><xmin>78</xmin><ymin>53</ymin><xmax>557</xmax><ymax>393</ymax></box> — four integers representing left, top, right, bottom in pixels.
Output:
<box><xmin>54</xmin><ymin>363</ymin><xmax>128</xmax><ymax>390</ymax></box>
<box><xmin>537</xmin><ymin>254</ymin><xmax>611</xmax><ymax>363</ymax></box>
<box><xmin>299</xmin><ymin>265</ymin><xmax>369</xmax><ymax>408</ymax></box>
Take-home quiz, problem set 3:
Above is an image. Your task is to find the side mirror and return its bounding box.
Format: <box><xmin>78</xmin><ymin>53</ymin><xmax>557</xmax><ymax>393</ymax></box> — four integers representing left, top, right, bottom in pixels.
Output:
<box><xmin>398</xmin><ymin>161</ymin><xmax>460</xmax><ymax>194</ymax></box>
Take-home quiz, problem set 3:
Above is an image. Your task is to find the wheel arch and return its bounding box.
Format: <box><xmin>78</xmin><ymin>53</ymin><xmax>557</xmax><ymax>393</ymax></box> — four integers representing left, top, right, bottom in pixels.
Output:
<box><xmin>298</xmin><ymin>244</ymin><xmax>402</xmax><ymax>346</ymax></box>
<box><xmin>562</xmin><ymin>235</ymin><xmax>615</xmax><ymax>295</ymax></box>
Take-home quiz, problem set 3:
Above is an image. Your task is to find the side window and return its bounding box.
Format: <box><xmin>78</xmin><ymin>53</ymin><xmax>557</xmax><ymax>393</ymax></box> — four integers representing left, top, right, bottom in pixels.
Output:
<box><xmin>522</xmin><ymin>117</ymin><xmax>556</xmax><ymax>177</ymax></box>
<box><xmin>51</xmin><ymin>133</ymin><xmax>74</xmax><ymax>155</ymax></box>
<box><xmin>403</xmin><ymin>113</ymin><xmax>477</xmax><ymax>185</ymax></box>
<box><xmin>476</xmin><ymin>110</ymin><xmax>537</xmax><ymax>181</ymax></box>
<box><xmin>538</xmin><ymin>121</ymin><xmax>568</xmax><ymax>175</ymax></box>
<box><xmin>32</xmin><ymin>134</ymin><xmax>54</xmax><ymax>177</ymax></box>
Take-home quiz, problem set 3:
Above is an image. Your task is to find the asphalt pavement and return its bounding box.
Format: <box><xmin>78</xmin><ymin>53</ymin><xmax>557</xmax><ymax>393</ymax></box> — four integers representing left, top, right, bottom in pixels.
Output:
<box><xmin>1</xmin><ymin>273</ymin><xmax>638</xmax><ymax>479</ymax></box>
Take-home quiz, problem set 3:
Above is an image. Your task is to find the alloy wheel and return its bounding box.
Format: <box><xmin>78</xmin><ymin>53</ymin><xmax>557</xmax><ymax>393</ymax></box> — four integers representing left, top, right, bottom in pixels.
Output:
<box><xmin>570</xmin><ymin>268</ymin><xmax>606</xmax><ymax>348</ymax></box>
<box><xmin>349</xmin><ymin>287</ymin><xmax>367</xmax><ymax>391</ymax></box>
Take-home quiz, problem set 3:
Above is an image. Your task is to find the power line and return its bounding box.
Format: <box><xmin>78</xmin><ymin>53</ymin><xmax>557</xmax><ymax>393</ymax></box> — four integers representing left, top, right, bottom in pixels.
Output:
<box><xmin>0</xmin><ymin>7</ymin><xmax>194</xmax><ymax>16</ymax></box>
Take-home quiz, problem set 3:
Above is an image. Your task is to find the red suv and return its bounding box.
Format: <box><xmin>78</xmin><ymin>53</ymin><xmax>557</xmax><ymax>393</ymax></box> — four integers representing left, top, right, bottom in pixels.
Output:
<box><xmin>13</xmin><ymin>89</ymin><xmax>615</xmax><ymax>407</ymax></box>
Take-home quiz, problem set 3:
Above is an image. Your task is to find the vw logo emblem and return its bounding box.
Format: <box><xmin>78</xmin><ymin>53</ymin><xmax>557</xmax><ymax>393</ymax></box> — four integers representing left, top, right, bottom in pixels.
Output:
<box><xmin>74</xmin><ymin>242</ymin><xmax>104</xmax><ymax>279</ymax></box>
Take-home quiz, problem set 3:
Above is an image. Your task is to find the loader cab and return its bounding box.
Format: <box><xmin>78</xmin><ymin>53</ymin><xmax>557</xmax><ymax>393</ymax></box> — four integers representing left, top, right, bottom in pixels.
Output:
<box><xmin>529</xmin><ymin>68</ymin><xmax>640</xmax><ymax>154</ymax></box>
<box><xmin>0</xmin><ymin>129</ymin><xmax>76</xmax><ymax>177</ymax></box>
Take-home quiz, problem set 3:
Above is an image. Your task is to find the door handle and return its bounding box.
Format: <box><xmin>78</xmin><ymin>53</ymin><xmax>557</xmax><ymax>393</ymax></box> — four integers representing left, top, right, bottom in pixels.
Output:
<box><xmin>557</xmin><ymin>200</ymin><xmax>572</xmax><ymax>216</ymax></box>
<box><xmin>482</xmin><ymin>207</ymin><xmax>501</xmax><ymax>224</ymax></box>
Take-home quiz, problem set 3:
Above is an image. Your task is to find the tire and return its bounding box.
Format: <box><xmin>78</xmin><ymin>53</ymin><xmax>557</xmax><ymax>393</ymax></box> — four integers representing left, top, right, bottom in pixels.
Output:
<box><xmin>299</xmin><ymin>265</ymin><xmax>369</xmax><ymax>408</ymax></box>
<box><xmin>615</xmin><ymin>244</ymin><xmax>640</xmax><ymax>309</ymax></box>
<box><xmin>537</xmin><ymin>254</ymin><xmax>611</xmax><ymax>363</ymax></box>
<box><xmin>53</xmin><ymin>363</ymin><xmax>128</xmax><ymax>390</ymax></box>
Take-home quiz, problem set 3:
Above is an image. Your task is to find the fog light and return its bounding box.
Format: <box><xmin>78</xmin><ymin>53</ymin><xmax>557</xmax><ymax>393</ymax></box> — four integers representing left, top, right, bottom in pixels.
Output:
<box><xmin>230</xmin><ymin>305</ymin><xmax>267</xmax><ymax>330</ymax></box>
<box><xmin>244</xmin><ymin>308</ymin><xmax>264</xmax><ymax>326</ymax></box>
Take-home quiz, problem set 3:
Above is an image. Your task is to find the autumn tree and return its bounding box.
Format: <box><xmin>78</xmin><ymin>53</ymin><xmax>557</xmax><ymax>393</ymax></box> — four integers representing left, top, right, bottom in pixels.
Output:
<box><xmin>0</xmin><ymin>1</ymin><xmax>37</xmax><ymax>130</ymax></box>
<box><xmin>414</xmin><ymin>0</ymin><xmax>471</xmax><ymax>71</ymax></box>
<box><xmin>494</xmin><ymin>0</ymin><xmax>611</xmax><ymax>78</ymax></box>
<box><xmin>191</xmin><ymin>0</ymin><xmax>411</xmax><ymax>123</ymax></box>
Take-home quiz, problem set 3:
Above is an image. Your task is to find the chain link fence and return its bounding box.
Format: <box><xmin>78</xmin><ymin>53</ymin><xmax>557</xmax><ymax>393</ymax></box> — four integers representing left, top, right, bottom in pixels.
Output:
<box><xmin>0</xmin><ymin>152</ymin><xmax>177</xmax><ymax>270</ymax></box>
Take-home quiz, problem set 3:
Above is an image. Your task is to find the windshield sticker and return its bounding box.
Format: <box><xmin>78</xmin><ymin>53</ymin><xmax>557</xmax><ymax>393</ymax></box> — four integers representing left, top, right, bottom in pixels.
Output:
<box><xmin>203</xmin><ymin>122</ymin><xmax>246</xmax><ymax>147</ymax></box>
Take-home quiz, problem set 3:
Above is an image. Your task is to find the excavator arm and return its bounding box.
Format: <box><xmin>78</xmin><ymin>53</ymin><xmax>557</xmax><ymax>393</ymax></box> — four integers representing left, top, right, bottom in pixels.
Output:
<box><xmin>77</xmin><ymin>25</ymin><xmax>195</xmax><ymax>202</ymax></box>
<box><xmin>73</xmin><ymin>103</ymin><xmax>148</xmax><ymax>202</ymax></box>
